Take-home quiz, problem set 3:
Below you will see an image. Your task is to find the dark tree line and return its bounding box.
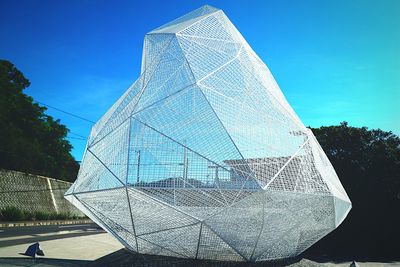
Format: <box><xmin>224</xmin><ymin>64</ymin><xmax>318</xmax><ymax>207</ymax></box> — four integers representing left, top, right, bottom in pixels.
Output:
<box><xmin>306</xmin><ymin>122</ymin><xmax>400</xmax><ymax>260</ymax></box>
<box><xmin>0</xmin><ymin>60</ymin><xmax>79</xmax><ymax>182</ymax></box>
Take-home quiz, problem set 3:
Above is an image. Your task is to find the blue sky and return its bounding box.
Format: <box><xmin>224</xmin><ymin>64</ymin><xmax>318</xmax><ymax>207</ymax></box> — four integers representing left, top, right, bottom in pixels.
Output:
<box><xmin>1</xmin><ymin>0</ymin><xmax>399</xmax><ymax>160</ymax></box>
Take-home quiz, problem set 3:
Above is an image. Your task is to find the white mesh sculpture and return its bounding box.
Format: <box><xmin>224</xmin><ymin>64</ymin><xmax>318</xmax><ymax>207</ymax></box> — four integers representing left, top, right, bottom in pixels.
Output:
<box><xmin>65</xmin><ymin>5</ymin><xmax>351</xmax><ymax>262</ymax></box>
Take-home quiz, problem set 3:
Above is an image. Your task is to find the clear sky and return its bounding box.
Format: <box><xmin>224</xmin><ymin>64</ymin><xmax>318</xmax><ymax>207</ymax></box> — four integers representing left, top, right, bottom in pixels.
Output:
<box><xmin>1</xmin><ymin>0</ymin><xmax>399</xmax><ymax>161</ymax></box>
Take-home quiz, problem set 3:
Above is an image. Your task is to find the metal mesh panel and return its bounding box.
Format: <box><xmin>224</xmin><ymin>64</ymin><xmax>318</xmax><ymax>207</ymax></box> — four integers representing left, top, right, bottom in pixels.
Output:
<box><xmin>251</xmin><ymin>190</ymin><xmax>335</xmax><ymax>261</ymax></box>
<box><xmin>150</xmin><ymin>5</ymin><xmax>220</xmax><ymax>34</ymax></box>
<box><xmin>138</xmin><ymin>223</ymin><xmax>201</xmax><ymax>258</ymax></box>
<box><xmin>197</xmin><ymin>224</ymin><xmax>244</xmax><ymax>261</ymax></box>
<box><xmin>203</xmin><ymin>191</ymin><xmax>265</xmax><ymax>259</ymax></box>
<box><xmin>65</xmin><ymin>5</ymin><xmax>351</xmax><ymax>262</ymax></box>
<box><xmin>136</xmin><ymin>236</ymin><xmax>184</xmax><ymax>258</ymax></box>
<box><xmin>132</xmin><ymin>87</ymin><xmax>244</xmax><ymax>168</ymax></box>
<box><xmin>74</xmin><ymin>188</ymin><xmax>137</xmax><ymax>250</ymax></box>
<box><xmin>89</xmin><ymin>118</ymin><xmax>130</xmax><ymax>183</ymax></box>
<box><xmin>127</xmin><ymin>188</ymin><xmax>198</xmax><ymax>235</ymax></box>
<box><xmin>89</xmin><ymin>76</ymin><xmax>145</xmax><ymax>146</ymax></box>
<box><xmin>141</xmin><ymin>34</ymin><xmax>175</xmax><ymax>75</ymax></box>
<box><xmin>71</xmin><ymin>150</ymin><xmax>124</xmax><ymax>193</ymax></box>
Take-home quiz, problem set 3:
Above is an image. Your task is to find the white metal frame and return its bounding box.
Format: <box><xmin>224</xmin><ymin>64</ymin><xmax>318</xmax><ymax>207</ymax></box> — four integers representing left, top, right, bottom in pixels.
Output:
<box><xmin>65</xmin><ymin>5</ymin><xmax>351</xmax><ymax>262</ymax></box>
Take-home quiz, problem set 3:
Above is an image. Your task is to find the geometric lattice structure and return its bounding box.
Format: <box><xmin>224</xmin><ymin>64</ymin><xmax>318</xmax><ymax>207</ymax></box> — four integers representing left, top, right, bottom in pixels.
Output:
<box><xmin>65</xmin><ymin>5</ymin><xmax>351</xmax><ymax>261</ymax></box>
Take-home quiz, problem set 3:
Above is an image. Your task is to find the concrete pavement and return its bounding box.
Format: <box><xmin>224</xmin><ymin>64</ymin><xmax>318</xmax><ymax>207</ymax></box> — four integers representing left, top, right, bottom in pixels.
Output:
<box><xmin>0</xmin><ymin>223</ymin><xmax>399</xmax><ymax>266</ymax></box>
<box><xmin>0</xmin><ymin>232</ymin><xmax>123</xmax><ymax>261</ymax></box>
<box><xmin>0</xmin><ymin>223</ymin><xmax>102</xmax><ymax>247</ymax></box>
<box><xmin>0</xmin><ymin>223</ymin><xmax>123</xmax><ymax>266</ymax></box>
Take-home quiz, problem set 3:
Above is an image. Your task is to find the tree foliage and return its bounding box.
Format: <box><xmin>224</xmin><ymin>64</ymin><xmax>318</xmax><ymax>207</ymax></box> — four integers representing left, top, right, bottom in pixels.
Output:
<box><xmin>0</xmin><ymin>60</ymin><xmax>79</xmax><ymax>182</ymax></box>
<box><xmin>306</xmin><ymin>122</ymin><xmax>400</xmax><ymax>259</ymax></box>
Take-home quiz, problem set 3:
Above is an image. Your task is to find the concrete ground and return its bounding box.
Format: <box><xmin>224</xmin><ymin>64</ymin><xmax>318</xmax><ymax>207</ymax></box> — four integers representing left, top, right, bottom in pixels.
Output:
<box><xmin>0</xmin><ymin>223</ymin><xmax>123</xmax><ymax>266</ymax></box>
<box><xmin>0</xmin><ymin>224</ymin><xmax>399</xmax><ymax>266</ymax></box>
<box><xmin>0</xmin><ymin>232</ymin><xmax>123</xmax><ymax>261</ymax></box>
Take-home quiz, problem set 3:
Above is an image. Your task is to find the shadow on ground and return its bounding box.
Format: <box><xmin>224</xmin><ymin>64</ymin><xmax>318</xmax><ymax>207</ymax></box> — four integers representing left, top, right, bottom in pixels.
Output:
<box><xmin>0</xmin><ymin>230</ymin><xmax>103</xmax><ymax>248</ymax></box>
<box><xmin>87</xmin><ymin>249</ymin><xmax>324</xmax><ymax>267</ymax></box>
<box><xmin>0</xmin><ymin>257</ymin><xmax>91</xmax><ymax>267</ymax></box>
<box><xmin>0</xmin><ymin>249</ymin><xmax>326</xmax><ymax>267</ymax></box>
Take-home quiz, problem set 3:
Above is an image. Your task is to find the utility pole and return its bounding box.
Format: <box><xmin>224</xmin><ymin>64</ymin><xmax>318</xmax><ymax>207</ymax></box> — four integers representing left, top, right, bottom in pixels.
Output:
<box><xmin>182</xmin><ymin>146</ymin><xmax>188</xmax><ymax>188</ymax></box>
<box><xmin>208</xmin><ymin>165</ymin><xmax>219</xmax><ymax>186</ymax></box>
<box><xmin>136</xmin><ymin>150</ymin><xmax>141</xmax><ymax>183</ymax></box>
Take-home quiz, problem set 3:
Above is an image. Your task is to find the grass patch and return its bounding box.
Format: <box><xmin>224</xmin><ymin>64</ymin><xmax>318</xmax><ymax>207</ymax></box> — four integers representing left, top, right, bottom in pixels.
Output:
<box><xmin>0</xmin><ymin>206</ymin><xmax>86</xmax><ymax>221</ymax></box>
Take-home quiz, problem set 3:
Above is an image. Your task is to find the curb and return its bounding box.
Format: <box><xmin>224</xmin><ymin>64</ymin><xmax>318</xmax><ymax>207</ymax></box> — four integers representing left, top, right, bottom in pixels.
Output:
<box><xmin>0</xmin><ymin>219</ymin><xmax>93</xmax><ymax>228</ymax></box>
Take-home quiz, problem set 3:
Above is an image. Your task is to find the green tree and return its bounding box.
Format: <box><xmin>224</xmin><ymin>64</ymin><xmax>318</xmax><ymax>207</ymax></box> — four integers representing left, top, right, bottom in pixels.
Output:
<box><xmin>0</xmin><ymin>60</ymin><xmax>79</xmax><ymax>182</ymax></box>
<box><xmin>306</xmin><ymin>122</ymin><xmax>400</xmax><ymax>259</ymax></box>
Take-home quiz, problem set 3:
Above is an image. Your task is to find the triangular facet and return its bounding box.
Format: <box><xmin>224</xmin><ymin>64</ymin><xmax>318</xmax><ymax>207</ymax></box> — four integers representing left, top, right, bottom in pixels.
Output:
<box><xmin>197</xmin><ymin>223</ymin><xmax>244</xmax><ymax>261</ymax></box>
<box><xmin>75</xmin><ymin>188</ymin><xmax>137</xmax><ymax>251</ymax></box>
<box><xmin>89</xmin><ymin>75</ymin><xmax>144</xmax><ymax>146</ymax></box>
<box><xmin>71</xmin><ymin>149</ymin><xmax>124</xmax><ymax>193</ymax></box>
<box><xmin>64</xmin><ymin>194</ymin><xmax>104</xmax><ymax>228</ymax></box>
<box><xmin>126</xmin><ymin>118</ymin><xmax>242</xmax><ymax>217</ymax></box>
<box><xmin>136</xmin><ymin>237</ymin><xmax>184</xmax><ymax>258</ymax></box>
<box><xmin>308</xmin><ymin>132</ymin><xmax>351</xmax><ymax>202</ymax></box>
<box><xmin>294</xmin><ymin>228</ymin><xmax>332</xmax><ymax>256</ymax></box>
<box><xmin>178</xmin><ymin>11</ymin><xmax>235</xmax><ymax>41</ymax></box>
<box><xmin>150</xmin><ymin>5</ymin><xmax>220</xmax><ymax>34</ymax></box>
<box><xmin>176</xmin><ymin>32</ymin><xmax>240</xmax><ymax>81</ymax></box>
<box><xmin>132</xmin><ymin>86</ymin><xmax>245</xmax><ymax>170</ymax></box>
<box><xmin>88</xmin><ymin>118</ymin><xmax>130</xmax><ymax>183</ymax></box>
<box><xmin>141</xmin><ymin>34</ymin><xmax>174</xmax><ymax>75</ymax></box>
<box><xmin>197</xmin><ymin>51</ymin><xmax>306</xmax><ymax>162</ymax></box>
<box><xmin>138</xmin><ymin>223</ymin><xmax>201</xmax><ymax>258</ymax></box>
<box><xmin>251</xmin><ymin>190</ymin><xmax>335</xmax><ymax>260</ymax></box>
<box><xmin>204</xmin><ymin>191</ymin><xmax>265</xmax><ymax>260</ymax></box>
<box><xmin>334</xmin><ymin>196</ymin><xmax>352</xmax><ymax>227</ymax></box>
<box><xmin>127</xmin><ymin>187</ymin><xmax>199</xmax><ymax>235</ymax></box>
<box><xmin>135</xmin><ymin>37</ymin><xmax>195</xmax><ymax>112</ymax></box>
<box><xmin>266</xmin><ymin>139</ymin><xmax>331</xmax><ymax>194</ymax></box>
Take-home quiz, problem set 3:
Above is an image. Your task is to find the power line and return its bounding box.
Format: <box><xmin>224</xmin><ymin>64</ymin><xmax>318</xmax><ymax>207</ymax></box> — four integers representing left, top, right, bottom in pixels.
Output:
<box><xmin>35</xmin><ymin>101</ymin><xmax>95</xmax><ymax>124</ymax></box>
<box><xmin>67</xmin><ymin>136</ymin><xmax>87</xmax><ymax>141</ymax></box>
<box><xmin>69</xmin><ymin>132</ymin><xmax>87</xmax><ymax>139</ymax></box>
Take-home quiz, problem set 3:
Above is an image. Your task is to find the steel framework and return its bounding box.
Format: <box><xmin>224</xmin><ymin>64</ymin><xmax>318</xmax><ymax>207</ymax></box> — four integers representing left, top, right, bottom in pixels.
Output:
<box><xmin>65</xmin><ymin>5</ymin><xmax>351</xmax><ymax>262</ymax></box>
